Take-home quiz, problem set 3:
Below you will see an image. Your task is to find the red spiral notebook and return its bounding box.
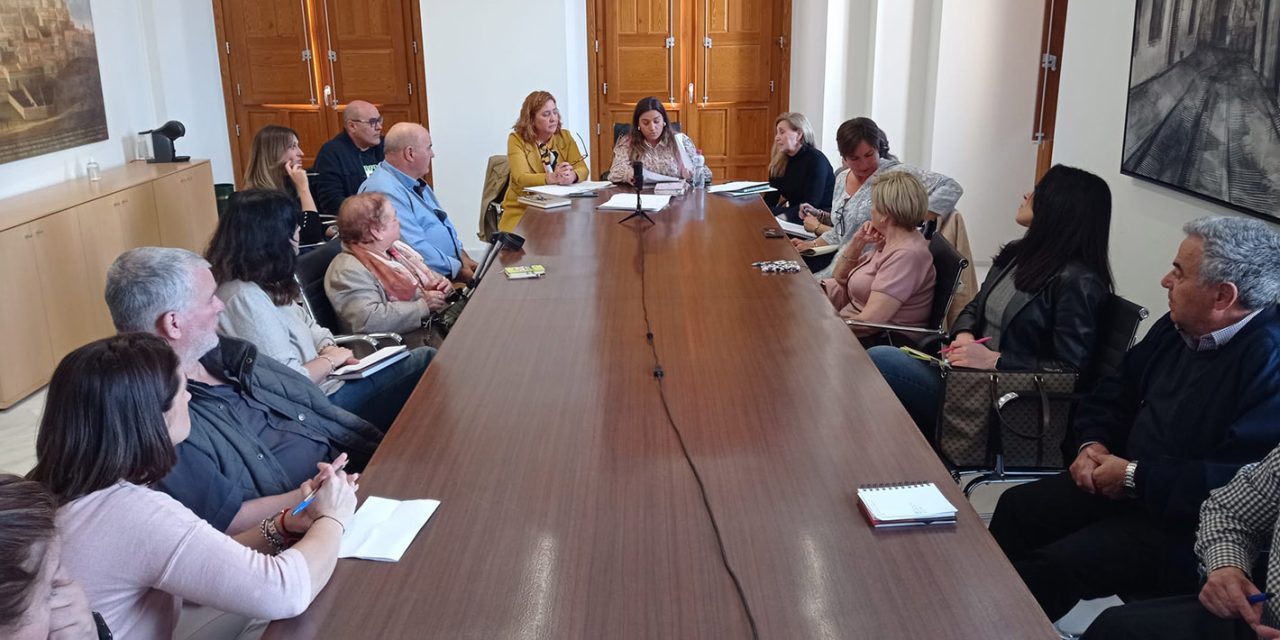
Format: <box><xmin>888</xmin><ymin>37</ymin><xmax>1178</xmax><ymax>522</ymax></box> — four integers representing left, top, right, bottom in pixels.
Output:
<box><xmin>857</xmin><ymin>482</ymin><xmax>958</xmax><ymax>528</ymax></box>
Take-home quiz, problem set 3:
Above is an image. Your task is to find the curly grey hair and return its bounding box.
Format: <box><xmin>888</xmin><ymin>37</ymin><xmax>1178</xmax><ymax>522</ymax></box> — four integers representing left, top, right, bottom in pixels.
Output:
<box><xmin>105</xmin><ymin>247</ymin><xmax>211</xmax><ymax>333</ymax></box>
<box><xmin>1183</xmin><ymin>216</ymin><xmax>1280</xmax><ymax>310</ymax></box>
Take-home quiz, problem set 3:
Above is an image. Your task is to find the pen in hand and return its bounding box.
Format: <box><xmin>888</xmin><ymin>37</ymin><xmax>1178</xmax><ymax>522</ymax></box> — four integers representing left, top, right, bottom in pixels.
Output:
<box><xmin>1248</xmin><ymin>592</ymin><xmax>1275</xmax><ymax>604</ymax></box>
<box><xmin>940</xmin><ymin>336</ymin><xmax>992</xmax><ymax>354</ymax></box>
<box><xmin>291</xmin><ymin>455</ymin><xmax>350</xmax><ymax>516</ymax></box>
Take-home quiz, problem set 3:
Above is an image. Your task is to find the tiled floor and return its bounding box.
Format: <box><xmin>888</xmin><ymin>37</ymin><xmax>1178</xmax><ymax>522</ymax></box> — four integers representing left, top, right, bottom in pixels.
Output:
<box><xmin>0</xmin><ymin>387</ymin><xmax>44</xmax><ymax>475</ymax></box>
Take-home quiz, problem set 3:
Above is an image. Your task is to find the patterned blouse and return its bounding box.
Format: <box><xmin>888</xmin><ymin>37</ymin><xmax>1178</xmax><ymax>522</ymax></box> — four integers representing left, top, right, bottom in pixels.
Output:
<box><xmin>607</xmin><ymin>132</ymin><xmax>710</xmax><ymax>183</ymax></box>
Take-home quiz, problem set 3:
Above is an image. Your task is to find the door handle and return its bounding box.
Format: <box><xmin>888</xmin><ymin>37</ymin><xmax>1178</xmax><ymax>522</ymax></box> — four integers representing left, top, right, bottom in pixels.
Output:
<box><xmin>323</xmin><ymin>85</ymin><xmax>333</xmax><ymax>107</ymax></box>
<box><xmin>688</xmin><ymin>83</ymin><xmax>694</xmax><ymax>103</ymax></box>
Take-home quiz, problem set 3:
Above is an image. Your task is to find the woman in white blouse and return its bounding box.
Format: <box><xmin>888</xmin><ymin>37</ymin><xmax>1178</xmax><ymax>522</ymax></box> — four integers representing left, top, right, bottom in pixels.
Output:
<box><xmin>607</xmin><ymin>96</ymin><xmax>711</xmax><ymax>184</ymax></box>
<box><xmin>27</xmin><ymin>333</ymin><xmax>358</xmax><ymax>639</ymax></box>
<box><xmin>793</xmin><ymin>117</ymin><xmax>963</xmax><ymax>278</ymax></box>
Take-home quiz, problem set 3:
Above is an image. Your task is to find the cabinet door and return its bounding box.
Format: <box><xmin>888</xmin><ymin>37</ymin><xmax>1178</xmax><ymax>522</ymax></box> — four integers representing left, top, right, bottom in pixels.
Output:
<box><xmin>154</xmin><ymin>164</ymin><xmax>219</xmax><ymax>254</ymax></box>
<box><xmin>0</xmin><ymin>225</ymin><xmax>53</xmax><ymax>407</ymax></box>
<box><xmin>31</xmin><ymin>209</ymin><xmax>106</xmax><ymax>363</ymax></box>
<box><xmin>77</xmin><ymin>184</ymin><xmax>160</xmax><ymax>334</ymax></box>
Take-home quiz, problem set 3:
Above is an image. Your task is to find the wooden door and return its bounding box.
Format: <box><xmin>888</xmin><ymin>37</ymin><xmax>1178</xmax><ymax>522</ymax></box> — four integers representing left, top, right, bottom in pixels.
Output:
<box><xmin>213</xmin><ymin>0</ymin><xmax>430</xmax><ymax>185</ymax></box>
<box><xmin>154</xmin><ymin>164</ymin><xmax>219</xmax><ymax>255</ymax></box>
<box><xmin>688</xmin><ymin>0</ymin><xmax>786</xmax><ymax>180</ymax></box>
<box><xmin>30</xmin><ymin>210</ymin><xmax>104</xmax><ymax>363</ymax></box>
<box><xmin>594</xmin><ymin>0</ymin><xmax>685</xmax><ymax>176</ymax></box>
<box><xmin>0</xmin><ymin>224</ymin><xmax>53</xmax><ymax>408</ymax></box>
<box><xmin>589</xmin><ymin>0</ymin><xmax>789</xmax><ymax>182</ymax></box>
<box><xmin>320</xmin><ymin>0</ymin><xmax>423</xmax><ymax>132</ymax></box>
<box><xmin>77</xmin><ymin>185</ymin><xmax>160</xmax><ymax>335</ymax></box>
<box><xmin>218</xmin><ymin>0</ymin><xmax>327</xmax><ymax>171</ymax></box>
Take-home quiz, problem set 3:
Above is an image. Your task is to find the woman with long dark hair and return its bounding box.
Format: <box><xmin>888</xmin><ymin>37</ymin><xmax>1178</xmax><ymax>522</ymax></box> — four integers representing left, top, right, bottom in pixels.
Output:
<box><xmin>868</xmin><ymin>164</ymin><xmax>1113</xmax><ymax>432</ymax></box>
<box><xmin>27</xmin><ymin>334</ymin><xmax>357</xmax><ymax>638</ymax></box>
<box><xmin>606</xmin><ymin>96</ymin><xmax>710</xmax><ymax>184</ymax></box>
<box><xmin>206</xmin><ymin>189</ymin><xmax>434</xmax><ymax>431</ymax></box>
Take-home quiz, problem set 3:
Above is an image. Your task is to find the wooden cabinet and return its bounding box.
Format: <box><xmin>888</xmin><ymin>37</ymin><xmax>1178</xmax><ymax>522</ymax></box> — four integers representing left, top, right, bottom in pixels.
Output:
<box><xmin>77</xmin><ymin>184</ymin><xmax>160</xmax><ymax>334</ymax></box>
<box><xmin>154</xmin><ymin>163</ymin><xmax>218</xmax><ymax>254</ymax></box>
<box><xmin>0</xmin><ymin>160</ymin><xmax>216</xmax><ymax>408</ymax></box>
<box><xmin>0</xmin><ymin>225</ymin><xmax>54</xmax><ymax>404</ymax></box>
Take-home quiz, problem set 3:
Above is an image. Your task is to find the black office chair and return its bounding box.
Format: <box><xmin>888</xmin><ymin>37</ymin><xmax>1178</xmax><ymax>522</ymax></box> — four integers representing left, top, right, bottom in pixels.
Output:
<box><xmin>845</xmin><ymin>233</ymin><xmax>969</xmax><ymax>351</ymax></box>
<box><xmin>294</xmin><ymin>238</ymin><xmax>402</xmax><ymax>355</ymax></box>
<box><xmin>959</xmin><ymin>294</ymin><xmax>1149</xmax><ymax>497</ymax></box>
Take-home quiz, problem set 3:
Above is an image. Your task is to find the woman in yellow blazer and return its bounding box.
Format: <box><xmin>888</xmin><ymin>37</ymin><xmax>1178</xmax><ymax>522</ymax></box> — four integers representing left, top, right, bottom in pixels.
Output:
<box><xmin>499</xmin><ymin>90</ymin><xmax>588</xmax><ymax>232</ymax></box>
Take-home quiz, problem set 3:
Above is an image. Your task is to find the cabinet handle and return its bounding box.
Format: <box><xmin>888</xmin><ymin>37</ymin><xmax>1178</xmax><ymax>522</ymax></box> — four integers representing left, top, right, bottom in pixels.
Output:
<box><xmin>34</xmin><ymin>229</ymin><xmax>43</xmax><ymax>235</ymax></box>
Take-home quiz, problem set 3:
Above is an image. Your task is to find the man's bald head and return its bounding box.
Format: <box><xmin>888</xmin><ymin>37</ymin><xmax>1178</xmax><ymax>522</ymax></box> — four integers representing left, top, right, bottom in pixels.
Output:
<box><xmin>383</xmin><ymin>122</ymin><xmax>434</xmax><ymax>178</ymax></box>
<box><xmin>343</xmin><ymin>100</ymin><xmax>382</xmax><ymax>149</ymax></box>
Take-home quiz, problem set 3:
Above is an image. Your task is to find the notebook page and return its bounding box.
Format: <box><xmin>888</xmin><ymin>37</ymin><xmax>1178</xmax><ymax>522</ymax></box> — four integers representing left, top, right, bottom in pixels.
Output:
<box><xmin>857</xmin><ymin>484</ymin><xmax>957</xmax><ymax>521</ymax></box>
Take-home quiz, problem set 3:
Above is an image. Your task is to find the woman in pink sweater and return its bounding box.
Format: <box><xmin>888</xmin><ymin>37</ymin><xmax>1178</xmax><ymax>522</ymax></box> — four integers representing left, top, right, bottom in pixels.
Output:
<box><xmin>27</xmin><ymin>333</ymin><xmax>358</xmax><ymax>639</ymax></box>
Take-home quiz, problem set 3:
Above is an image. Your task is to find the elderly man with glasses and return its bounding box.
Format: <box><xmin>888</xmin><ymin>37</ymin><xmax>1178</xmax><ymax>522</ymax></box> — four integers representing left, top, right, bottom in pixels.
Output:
<box><xmin>312</xmin><ymin>99</ymin><xmax>387</xmax><ymax>215</ymax></box>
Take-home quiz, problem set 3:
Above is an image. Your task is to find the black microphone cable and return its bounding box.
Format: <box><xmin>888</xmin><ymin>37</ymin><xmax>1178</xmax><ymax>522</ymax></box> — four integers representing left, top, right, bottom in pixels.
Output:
<box><xmin>633</xmin><ymin>226</ymin><xmax>760</xmax><ymax>639</ymax></box>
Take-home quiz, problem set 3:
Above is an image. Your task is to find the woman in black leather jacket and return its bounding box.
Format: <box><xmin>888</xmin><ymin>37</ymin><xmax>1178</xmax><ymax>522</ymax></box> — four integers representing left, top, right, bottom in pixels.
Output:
<box><xmin>868</xmin><ymin>164</ymin><xmax>1113</xmax><ymax>433</ymax></box>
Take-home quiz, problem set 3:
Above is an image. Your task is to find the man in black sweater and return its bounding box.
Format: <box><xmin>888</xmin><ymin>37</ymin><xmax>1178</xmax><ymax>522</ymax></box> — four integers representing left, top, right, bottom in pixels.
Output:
<box><xmin>312</xmin><ymin>99</ymin><xmax>386</xmax><ymax>215</ymax></box>
<box><xmin>988</xmin><ymin>216</ymin><xmax>1280</xmax><ymax>623</ymax></box>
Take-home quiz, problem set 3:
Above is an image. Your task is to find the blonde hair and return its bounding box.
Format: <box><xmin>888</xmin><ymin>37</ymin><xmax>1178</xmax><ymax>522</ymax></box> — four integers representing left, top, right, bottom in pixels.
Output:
<box><xmin>513</xmin><ymin>90</ymin><xmax>559</xmax><ymax>144</ymax></box>
<box><xmin>243</xmin><ymin>125</ymin><xmax>297</xmax><ymax>191</ymax></box>
<box><xmin>768</xmin><ymin>112</ymin><xmax>816</xmax><ymax>178</ymax></box>
<box><xmin>870</xmin><ymin>171</ymin><xmax>929</xmax><ymax>229</ymax></box>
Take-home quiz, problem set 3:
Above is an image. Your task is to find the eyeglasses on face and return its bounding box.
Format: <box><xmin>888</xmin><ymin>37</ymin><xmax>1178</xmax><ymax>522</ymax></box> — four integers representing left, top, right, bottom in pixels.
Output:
<box><xmin>351</xmin><ymin>117</ymin><xmax>384</xmax><ymax>127</ymax></box>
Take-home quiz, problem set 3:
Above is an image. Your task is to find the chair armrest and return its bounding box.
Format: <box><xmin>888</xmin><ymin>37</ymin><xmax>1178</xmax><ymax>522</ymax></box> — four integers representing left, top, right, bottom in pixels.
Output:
<box><xmin>362</xmin><ymin>332</ymin><xmax>404</xmax><ymax>344</ymax></box>
<box><xmin>334</xmin><ymin>335</ymin><xmax>381</xmax><ymax>351</ymax></box>
<box><xmin>844</xmin><ymin>319</ymin><xmax>942</xmax><ymax>335</ymax></box>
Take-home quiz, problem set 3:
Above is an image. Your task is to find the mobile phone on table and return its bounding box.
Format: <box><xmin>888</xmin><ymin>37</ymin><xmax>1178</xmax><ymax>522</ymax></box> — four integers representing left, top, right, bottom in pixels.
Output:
<box><xmin>763</xmin><ymin>227</ymin><xmax>785</xmax><ymax>239</ymax></box>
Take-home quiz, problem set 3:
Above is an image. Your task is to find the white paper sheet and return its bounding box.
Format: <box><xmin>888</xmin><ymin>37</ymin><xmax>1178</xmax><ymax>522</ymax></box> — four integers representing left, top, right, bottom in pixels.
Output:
<box><xmin>776</xmin><ymin>216</ymin><xmax>815</xmax><ymax>240</ymax></box>
<box><xmin>338</xmin><ymin>496</ymin><xmax>441</xmax><ymax>562</ymax></box>
<box><xmin>597</xmin><ymin>193</ymin><xmax>672</xmax><ymax>211</ymax></box>
<box><xmin>641</xmin><ymin>169</ymin><xmax>683</xmax><ymax>183</ymax></box>
<box><xmin>707</xmin><ymin>180</ymin><xmax>771</xmax><ymax>193</ymax></box>
<box><xmin>524</xmin><ymin>181</ymin><xmax>613</xmax><ymax>197</ymax></box>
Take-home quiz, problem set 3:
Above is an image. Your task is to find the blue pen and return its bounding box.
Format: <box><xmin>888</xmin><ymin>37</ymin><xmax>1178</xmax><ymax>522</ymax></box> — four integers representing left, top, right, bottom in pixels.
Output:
<box><xmin>290</xmin><ymin>458</ymin><xmax>348</xmax><ymax>516</ymax></box>
<box><xmin>1249</xmin><ymin>592</ymin><xmax>1275</xmax><ymax>605</ymax></box>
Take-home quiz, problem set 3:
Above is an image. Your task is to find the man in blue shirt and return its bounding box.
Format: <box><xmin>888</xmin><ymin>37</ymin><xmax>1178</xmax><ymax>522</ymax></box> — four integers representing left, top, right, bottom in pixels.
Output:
<box><xmin>359</xmin><ymin>122</ymin><xmax>477</xmax><ymax>282</ymax></box>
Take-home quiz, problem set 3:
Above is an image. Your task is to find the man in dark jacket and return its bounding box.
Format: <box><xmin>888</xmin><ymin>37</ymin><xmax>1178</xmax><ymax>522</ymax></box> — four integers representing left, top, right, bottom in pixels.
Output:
<box><xmin>312</xmin><ymin>99</ymin><xmax>385</xmax><ymax>214</ymax></box>
<box><xmin>989</xmin><ymin>216</ymin><xmax>1280</xmax><ymax>623</ymax></box>
<box><xmin>104</xmin><ymin>247</ymin><xmax>383</xmax><ymax>534</ymax></box>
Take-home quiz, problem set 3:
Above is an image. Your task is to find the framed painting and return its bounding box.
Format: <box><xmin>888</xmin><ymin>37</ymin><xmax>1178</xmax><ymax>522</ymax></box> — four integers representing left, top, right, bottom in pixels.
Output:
<box><xmin>0</xmin><ymin>0</ymin><xmax>107</xmax><ymax>165</ymax></box>
<box><xmin>1122</xmin><ymin>0</ymin><xmax>1280</xmax><ymax>221</ymax></box>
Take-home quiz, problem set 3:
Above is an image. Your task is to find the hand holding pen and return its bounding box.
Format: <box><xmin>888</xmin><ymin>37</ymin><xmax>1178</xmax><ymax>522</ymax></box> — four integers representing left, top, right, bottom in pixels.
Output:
<box><xmin>292</xmin><ymin>453</ymin><xmax>360</xmax><ymax>518</ymax></box>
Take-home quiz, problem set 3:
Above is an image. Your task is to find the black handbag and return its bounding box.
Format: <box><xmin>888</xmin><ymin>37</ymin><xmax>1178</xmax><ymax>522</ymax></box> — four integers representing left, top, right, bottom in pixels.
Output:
<box><xmin>935</xmin><ymin>369</ymin><xmax>1078</xmax><ymax>468</ymax></box>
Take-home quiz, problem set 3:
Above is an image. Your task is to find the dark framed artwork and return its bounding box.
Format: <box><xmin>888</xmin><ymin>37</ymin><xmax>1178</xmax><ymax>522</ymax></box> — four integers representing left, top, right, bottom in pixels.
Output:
<box><xmin>0</xmin><ymin>0</ymin><xmax>107</xmax><ymax>165</ymax></box>
<box><xmin>1122</xmin><ymin>0</ymin><xmax>1280</xmax><ymax>221</ymax></box>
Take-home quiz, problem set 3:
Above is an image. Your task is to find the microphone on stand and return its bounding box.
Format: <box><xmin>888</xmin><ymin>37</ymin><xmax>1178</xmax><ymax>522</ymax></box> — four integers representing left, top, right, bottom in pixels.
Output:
<box><xmin>620</xmin><ymin>160</ymin><xmax>655</xmax><ymax>225</ymax></box>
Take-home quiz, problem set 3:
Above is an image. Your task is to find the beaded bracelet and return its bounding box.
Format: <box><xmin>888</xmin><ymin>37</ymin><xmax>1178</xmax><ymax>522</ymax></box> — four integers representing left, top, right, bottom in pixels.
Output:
<box><xmin>260</xmin><ymin>515</ymin><xmax>286</xmax><ymax>555</ymax></box>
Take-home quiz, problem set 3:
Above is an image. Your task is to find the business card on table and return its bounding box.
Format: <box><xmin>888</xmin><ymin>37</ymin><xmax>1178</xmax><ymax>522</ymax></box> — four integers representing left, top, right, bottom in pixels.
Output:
<box><xmin>504</xmin><ymin>265</ymin><xmax>547</xmax><ymax>280</ymax></box>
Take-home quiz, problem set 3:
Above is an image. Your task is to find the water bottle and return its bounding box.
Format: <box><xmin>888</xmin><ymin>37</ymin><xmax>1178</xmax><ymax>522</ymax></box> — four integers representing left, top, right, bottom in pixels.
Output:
<box><xmin>86</xmin><ymin>157</ymin><xmax>101</xmax><ymax>182</ymax></box>
<box><xmin>691</xmin><ymin>149</ymin><xmax>706</xmax><ymax>189</ymax></box>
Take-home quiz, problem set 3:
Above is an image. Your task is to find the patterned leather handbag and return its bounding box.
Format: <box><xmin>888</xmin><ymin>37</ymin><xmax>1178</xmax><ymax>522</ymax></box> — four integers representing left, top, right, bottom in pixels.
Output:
<box><xmin>934</xmin><ymin>369</ymin><xmax>1078</xmax><ymax>468</ymax></box>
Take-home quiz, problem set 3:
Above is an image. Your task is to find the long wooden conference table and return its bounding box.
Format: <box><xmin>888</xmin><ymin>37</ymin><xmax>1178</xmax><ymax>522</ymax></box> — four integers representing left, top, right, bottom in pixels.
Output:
<box><xmin>265</xmin><ymin>189</ymin><xmax>1056</xmax><ymax>638</ymax></box>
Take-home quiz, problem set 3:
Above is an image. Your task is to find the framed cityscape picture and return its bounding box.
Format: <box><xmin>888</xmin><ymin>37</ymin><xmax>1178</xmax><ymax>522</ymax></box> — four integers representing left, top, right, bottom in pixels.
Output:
<box><xmin>0</xmin><ymin>0</ymin><xmax>107</xmax><ymax>165</ymax></box>
<box><xmin>1122</xmin><ymin>0</ymin><xmax>1280</xmax><ymax>221</ymax></box>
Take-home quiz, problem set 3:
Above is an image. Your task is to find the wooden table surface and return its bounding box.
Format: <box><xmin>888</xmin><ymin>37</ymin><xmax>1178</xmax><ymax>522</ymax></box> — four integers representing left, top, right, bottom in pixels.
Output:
<box><xmin>265</xmin><ymin>189</ymin><xmax>1056</xmax><ymax>639</ymax></box>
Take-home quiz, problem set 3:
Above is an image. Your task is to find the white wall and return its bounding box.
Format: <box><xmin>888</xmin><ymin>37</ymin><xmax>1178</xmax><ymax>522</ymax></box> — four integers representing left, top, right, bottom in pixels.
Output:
<box><xmin>928</xmin><ymin>0</ymin><xmax>1044</xmax><ymax>263</ymax></box>
<box><xmin>1055</xmin><ymin>0</ymin><xmax>1262</xmax><ymax>330</ymax></box>
<box><xmin>420</xmin><ymin>0</ymin><xmax>589</xmax><ymax>251</ymax></box>
<box><xmin>0</xmin><ymin>1</ymin><xmax>232</xmax><ymax>201</ymax></box>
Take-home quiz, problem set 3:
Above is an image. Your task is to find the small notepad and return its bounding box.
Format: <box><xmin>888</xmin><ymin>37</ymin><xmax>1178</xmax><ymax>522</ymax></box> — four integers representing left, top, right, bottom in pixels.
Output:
<box><xmin>339</xmin><ymin>496</ymin><xmax>440</xmax><ymax>562</ymax></box>
<box><xmin>857</xmin><ymin>482</ymin><xmax>957</xmax><ymax>528</ymax></box>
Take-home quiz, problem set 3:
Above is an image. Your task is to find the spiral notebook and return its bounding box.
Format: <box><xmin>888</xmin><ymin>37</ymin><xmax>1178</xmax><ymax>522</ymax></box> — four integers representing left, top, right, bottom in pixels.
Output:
<box><xmin>857</xmin><ymin>482</ymin><xmax>958</xmax><ymax>528</ymax></box>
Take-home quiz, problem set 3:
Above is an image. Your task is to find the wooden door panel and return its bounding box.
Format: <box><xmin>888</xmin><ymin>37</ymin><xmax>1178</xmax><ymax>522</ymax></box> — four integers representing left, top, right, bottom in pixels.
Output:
<box><xmin>0</xmin><ymin>225</ymin><xmax>53</xmax><ymax>406</ymax></box>
<box><xmin>225</xmin><ymin>0</ymin><xmax>315</xmax><ymax>104</ymax></box>
<box><xmin>323</xmin><ymin>0</ymin><xmax>410</xmax><ymax>105</ymax></box>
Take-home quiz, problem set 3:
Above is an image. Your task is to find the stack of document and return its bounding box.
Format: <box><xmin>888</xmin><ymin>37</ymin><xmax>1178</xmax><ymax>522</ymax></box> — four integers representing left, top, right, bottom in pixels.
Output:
<box><xmin>524</xmin><ymin>181</ymin><xmax>612</xmax><ymax>197</ymax></box>
<box><xmin>856</xmin><ymin>482</ymin><xmax>957</xmax><ymax>528</ymax></box>
<box><xmin>339</xmin><ymin>496</ymin><xmax>441</xmax><ymax>562</ymax></box>
<box><xmin>776</xmin><ymin>216</ymin><xmax>815</xmax><ymax>240</ymax></box>
<box><xmin>598</xmin><ymin>193</ymin><xmax>672</xmax><ymax>212</ymax></box>
<box><xmin>708</xmin><ymin>181</ymin><xmax>776</xmax><ymax>196</ymax></box>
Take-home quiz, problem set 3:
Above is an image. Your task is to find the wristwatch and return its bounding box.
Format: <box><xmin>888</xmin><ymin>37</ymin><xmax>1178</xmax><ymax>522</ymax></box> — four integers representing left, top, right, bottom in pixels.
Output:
<box><xmin>1123</xmin><ymin>461</ymin><xmax>1139</xmax><ymax>499</ymax></box>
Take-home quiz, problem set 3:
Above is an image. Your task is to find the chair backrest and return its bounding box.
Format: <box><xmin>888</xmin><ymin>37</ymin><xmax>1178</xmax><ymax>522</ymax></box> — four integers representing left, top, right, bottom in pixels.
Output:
<box><xmin>926</xmin><ymin>233</ymin><xmax>969</xmax><ymax>334</ymax></box>
<box><xmin>479</xmin><ymin>154</ymin><xmax>509</xmax><ymax>241</ymax></box>
<box><xmin>612</xmin><ymin>121</ymin><xmax>682</xmax><ymax>143</ymax></box>
<box><xmin>1089</xmin><ymin>294</ymin><xmax>1149</xmax><ymax>381</ymax></box>
<box><xmin>295</xmin><ymin>238</ymin><xmax>344</xmax><ymax>331</ymax></box>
